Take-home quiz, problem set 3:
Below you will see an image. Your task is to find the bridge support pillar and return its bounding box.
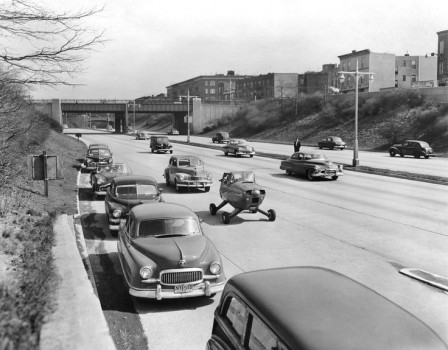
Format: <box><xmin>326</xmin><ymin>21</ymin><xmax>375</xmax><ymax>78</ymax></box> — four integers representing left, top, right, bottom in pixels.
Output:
<box><xmin>114</xmin><ymin>112</ymin><xmax>128</xmax><ymax>134</ymax></box>
<box><xmin>52</xmin><ymin>99</ymin><xmax>62</xmax><ymax>124</ymax></box>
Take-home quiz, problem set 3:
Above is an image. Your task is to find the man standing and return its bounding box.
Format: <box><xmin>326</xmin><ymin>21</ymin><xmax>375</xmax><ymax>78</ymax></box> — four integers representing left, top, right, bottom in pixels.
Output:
<box><xmin>294</xmin><ymin>137</ymin><xmax>301</xmax><ymax>152</ymax></box>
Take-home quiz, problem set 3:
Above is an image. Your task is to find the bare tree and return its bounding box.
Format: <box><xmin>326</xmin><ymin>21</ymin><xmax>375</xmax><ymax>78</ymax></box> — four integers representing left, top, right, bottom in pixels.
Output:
<box><xmin>0</xmin><ymin>0</ymin><xmax>105</xmax><ymax>87</ymax></box>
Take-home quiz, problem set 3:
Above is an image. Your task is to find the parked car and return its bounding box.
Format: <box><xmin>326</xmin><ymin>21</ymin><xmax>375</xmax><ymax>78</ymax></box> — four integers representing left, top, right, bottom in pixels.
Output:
<box><xmin>81</xmin><ymin>147</ymin><xmax>113</xmax><ymax>172</ymax></box>
<box><xmin>136</xmin><ymin>131</ymin><xmax>150</xmax><ymax>140</ymax></box>
<box><xmin>104</xmin><ymin>175</ymin><xmax>163</xmax><ymax>232</ymax></box>
<box><xmin>389</xmin><ymin>140</ymin><xmax>435</xmax><ymax>159</ymax></box>
<box><xmin>90</xmin><ymin>163</ymin><xmax>133</xmax><ymax>198</ymax></box>
<box><xmin>280</xmin><ymin>152</ymin><xmax>343</xmax><ymax>180</ymax></box>
<box><xmin>164</xmin><ymin>155</ymin><xmax>213</xmax><ymax>192</ymax></box>
<box><xmin>212</xmin><ymin>132</ymin><xmax>230</xmax><ymax>144</ymax></box>
<box><xmin>206</xmin><ymin>266</ymin><xmax>448</xmax><ymax>350</ymax></box>
<box><xmin>318</xmin><ymin>136</ymin><xmax>346</xmax><ymax>150</ymax></box>
<box><xmin>117</xmin><ymin>202</ymin><xmax>226</xmax><ymax>300</ymax></box>
<box><xmin>167</xmin><ymin>128</ymin><xmax>179</xmax><ymax>135</ymax></box>
<box><xmin>150</xmin><ymin>135</ymin><xmax>173</xmax><ymax>153</ymax></box>
<box><xmin>221</xmin><ymin>139</ymin><xmax>255</xmax><ymax>157</ymax></box>
<box><xmin>209</xmin><ymin>171</ymin><xmax>275</xmax><ymax>224</ymax></box>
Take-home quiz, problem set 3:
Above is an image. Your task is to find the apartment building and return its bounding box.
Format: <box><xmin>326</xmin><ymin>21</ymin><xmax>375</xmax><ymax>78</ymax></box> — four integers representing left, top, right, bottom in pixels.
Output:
<box><xmin>437</xmin><ymin>30</ymin><xmax>448</xmax><ymax>86</ymax></box>
<box><xmin>303</xmin><ymin>64</ymin><xmax>339</xmax><ymax>94</ymax></box>
<box><xmin>395</xmin><ymin>54</ymin><xmax>437</xmax><ymax>88</ymax></box>
<box><xmin>235</xmin><ymin>73</ymin><xmax>298</xmax><ymax>100</ymax></box>
<box><xmin>166</xmin><ymin>71</ymin><xmax>249</xmax><ymax>101</ymax></box>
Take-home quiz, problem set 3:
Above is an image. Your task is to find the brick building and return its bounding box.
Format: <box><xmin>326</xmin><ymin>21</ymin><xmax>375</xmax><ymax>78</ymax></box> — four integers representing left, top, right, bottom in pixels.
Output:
<box><xmin>437</xmin><ymin>30</ymin><xmax>448</xmax><ymax>86</ymax></box>
<box><xmin>235</xmin><ymin>73</ymin><xmax>298</xmax><ymax>100</ymax></box>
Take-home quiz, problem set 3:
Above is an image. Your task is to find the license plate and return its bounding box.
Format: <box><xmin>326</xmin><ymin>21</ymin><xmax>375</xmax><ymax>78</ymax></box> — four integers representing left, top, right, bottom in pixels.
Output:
<box><xmin>174</xmin><ymin>284</ymin><xmax>192</xmax><ymax>294</ymax></box>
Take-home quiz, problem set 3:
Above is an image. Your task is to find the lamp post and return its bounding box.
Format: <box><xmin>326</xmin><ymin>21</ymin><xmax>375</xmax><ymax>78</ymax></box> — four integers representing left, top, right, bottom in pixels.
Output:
<box><xmin>128</xmin><ymin>100</ymin><xmax>140</xmax><ymax>133</ymax></box>
<box><xmin>178</xmin><ymin>89</ymin><xmax>198</xmax><ymax>143</ymax></box>
<box><xmin>338</xmin><ymin>59</ymin><xmax>375</xmax><ymax>167</ymax></box>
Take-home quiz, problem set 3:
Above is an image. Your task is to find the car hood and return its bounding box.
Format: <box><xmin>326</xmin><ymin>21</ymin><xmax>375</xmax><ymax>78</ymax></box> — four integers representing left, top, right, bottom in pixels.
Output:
<box><xmin>178</xmin><ymin>168</ymin><xmax>209</xmax><ymax>177</ymax></box>
<box><xmin>132</xmin><ymin>235</ymin><xmax>210</xmax><ymax>266</ymax></box>
<box><xmin>97</xmin><ymin>172</ymin><xmax>122</xmax><ymax>182</ymax></box>
<box><xmin>112</xmin><ymin>196</ymin><xmax>161</xmax><ymax>209</ymax></box>
<box><xmin>87</xmin><ymin>155</ymin><xmax>111</xmax><ymax>161</ymax></box>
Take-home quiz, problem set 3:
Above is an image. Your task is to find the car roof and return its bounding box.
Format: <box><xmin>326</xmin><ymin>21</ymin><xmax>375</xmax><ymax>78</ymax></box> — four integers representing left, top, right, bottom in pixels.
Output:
<box><xmin>224</xmin><ymin>267</ymin><xmax>447</xmax><ymax>350</ymax></box>
<box><xmin>405</xmin><ymin>140</ymin><xmax>425</xmax><ymax>143</ymax></box>
<box><xmin>131</xmin><ymin>202</ymin><xmax>197</xmax><ymax>220</ymax></box>
<box><xmin>112</xmin><ymin>175</ymin><xmax>158</xmax><ymax>186</ymax></box>
<box><xmin>172</xmin><ymin>155</ymin><xmax>200</xmax><ymax>159</ymax></box>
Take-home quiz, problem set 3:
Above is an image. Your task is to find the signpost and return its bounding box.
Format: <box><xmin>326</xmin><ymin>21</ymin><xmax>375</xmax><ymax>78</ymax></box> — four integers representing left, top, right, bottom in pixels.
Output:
<box><xmin>30</xmin><ymin>151</ymin><xmax>63</xmax><ymax>197</ymax></box>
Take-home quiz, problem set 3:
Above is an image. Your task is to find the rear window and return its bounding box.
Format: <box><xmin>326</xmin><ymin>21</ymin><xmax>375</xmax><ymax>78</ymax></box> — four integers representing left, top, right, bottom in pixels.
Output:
<box><xmin>115</xmin><ymin>184</ymin><xmax>157</xmax><ymax>199</ymax></box>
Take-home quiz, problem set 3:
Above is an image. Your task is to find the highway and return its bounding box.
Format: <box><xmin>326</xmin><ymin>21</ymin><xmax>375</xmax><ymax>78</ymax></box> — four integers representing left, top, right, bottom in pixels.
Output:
<box><xmin>76</xmin><ymin>132</ymin><xmax>448</xmax><ymax>349</ymax></box>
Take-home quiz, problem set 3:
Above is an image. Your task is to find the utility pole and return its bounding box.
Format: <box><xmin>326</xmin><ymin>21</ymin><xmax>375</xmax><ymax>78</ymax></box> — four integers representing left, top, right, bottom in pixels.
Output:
<box><xmin>178</xmin><ymin>89</ymin><xmax>199</xmax><ymax>143</ymax></box>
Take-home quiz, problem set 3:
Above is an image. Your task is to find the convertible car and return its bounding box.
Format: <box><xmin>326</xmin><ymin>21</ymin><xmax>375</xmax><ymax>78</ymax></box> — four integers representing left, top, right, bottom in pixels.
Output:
<box><xmin>164</xmin><ymin>155</ymin><xmax>213</xmax><ymax>192</ymax></box>
<box><xmin>104</xmin><ymin>175</ymin><xmax>163</xmax><ymax>232</ymax></box>
<box><xmin>81</xmin><ymin>147</ymin><xmax>113</xmax><ymax>172</ymax></box>
<box><xmin>117</xmin><ymin>202</ymin><xmax>226</xmax><ymax>300</ymax></box>
<box><xmin>90</xmin><ymin>163</ymin><xmax>133</xmax><ymax>198</ymax></box>
<box><xmin>221</xmin><ymin>139</ymin><xmax>255</xmax><ymax>157</ymax></box>
<box><xmin>209</xmin><ymin>171</ymin><xmax>275</xmax><ymax>224</ymax></box>
<box><xmin>280</xmin><ymin>152</ymin><xmax>343</xmax><ymax>180</ymax></box>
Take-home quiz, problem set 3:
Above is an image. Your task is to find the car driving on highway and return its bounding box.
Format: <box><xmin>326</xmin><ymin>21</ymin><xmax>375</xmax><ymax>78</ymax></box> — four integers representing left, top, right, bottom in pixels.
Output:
<box><xmin>164</xmin><ymin>155</ymin><xmax>213</xmax><ymax>192</ymax></box>
<box><xmin>280</xmin><ymin>152</ymin><xmax>343</xmax><ymax>180</ymax></box>
<box><xmin>389</xmin><ymin>140</ymin><xmax>435</xmax><ymax>159</ymax></box>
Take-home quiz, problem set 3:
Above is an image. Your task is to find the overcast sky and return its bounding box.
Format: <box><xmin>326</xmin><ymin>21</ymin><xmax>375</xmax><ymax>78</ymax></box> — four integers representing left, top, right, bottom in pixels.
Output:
<box><xmin>32</xmin><ymin>0</ymin><xmax>448</xmax><ymax>100</ymax></box>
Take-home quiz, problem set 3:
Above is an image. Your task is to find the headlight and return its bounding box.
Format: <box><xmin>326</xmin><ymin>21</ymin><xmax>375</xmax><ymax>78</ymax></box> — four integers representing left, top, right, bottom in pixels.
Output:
<box><xmin>210</xmin><ymin>262</ymin><xmax>221</xmax><ymax>275</ymax></box>
<box><xmin>206</xmin><ymin>174</ymin><xmax>212</xmax><ymax>180</ymax></box>
<box><xmin>338</xmin><ymin>164</ymin><xmax>343</xmax><ymax>171</ymax></box>
<box><xmin>97</xmin><ymin>178</ymin><xmax>105</xmax><ymax>185</ymax></box>
<box><xmin>253</xmin><ymin>189</ymin><xmax>261</xmax><ymax>196</ymax></box>
<box><xmin>86</xmin><ymin>159</ymin><xmax>93</xmax><ymax>163</ymax></box>
<box><xmin>140</xmin><ymin>266</ymin><xmax>153</xmax><ymax>279</ymax></box>
<box><xmin>112</xmin><ymin>209</ymin><xmax>122</xmax><ymax>218</ymax></box>
<box><xmin>177</xmin><ymin>174</ymin><xmax>188</xmax><ymax>181</ymax></box>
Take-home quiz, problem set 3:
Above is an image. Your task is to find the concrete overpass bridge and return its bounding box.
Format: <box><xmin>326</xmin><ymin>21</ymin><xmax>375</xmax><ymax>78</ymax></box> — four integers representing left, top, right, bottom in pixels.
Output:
<box><xmin>32</xmin><ymin>99</ymin><xmax>242</xmax><ymax>134</ymax></box>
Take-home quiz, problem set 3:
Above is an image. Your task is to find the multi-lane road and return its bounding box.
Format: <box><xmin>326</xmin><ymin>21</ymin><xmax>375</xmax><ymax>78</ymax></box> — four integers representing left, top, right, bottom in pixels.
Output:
<box><xmin>76</xmin><ymin>132</ymin><xmax>448</xmax><ymax>349</ymax></box>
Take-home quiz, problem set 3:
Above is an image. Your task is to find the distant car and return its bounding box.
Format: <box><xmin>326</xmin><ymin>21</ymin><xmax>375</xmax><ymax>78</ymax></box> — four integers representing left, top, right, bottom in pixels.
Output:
<box><xmin>164</xmin><ymin>155</ymin><xmax>213</xmax><ymax>192</ymax></box>
<box><xmin>81</xmin><ymin>147</ymin><xmax>113</xmax><ymax>172</ymax></box>
<box><xmin>212</xmin><ymin>132</ymin><xmax>230</xmax><ymax>144</ymax></box>
<box><xmin>318</xmin><ymin>136</ymin><xmax>346</xmax><ymax>150</ymax></box>
<box><xmin>90</xmin><ymin>163</ymin><xmax>133</xmax><ymax>198</ymax></box>
<box><xmin>280</xmin><ymin>152</ymin><xmax>343</xmax><ymax>180</ymax></box>
<box><xmin>206</xmin><ymin>266</ymin><xmax>448</xmax><ymax>350</ymax></box>
<box><xmin>136</xmin><ymin>131</ymin><xmax>150</xmax><ymax>140</ymax></box>
<box><xmin>209</xmin><ymin>171</ymin><xmax>275</xmax><ymax>224</ymax></box>
<box><xmin>88</xmin><ymin>143</ymin><xmax>109</xmax><ymax>150</ymax></box>
<box><xmin>167</xmin><ymin>128</ymin><xmax>179</xmax><ymax>135</ymax></box>
<box><xmin>221</xmin><ymin>139</ymin><xmax>255</xmax><ymax>157</ymax></box>
<box><xmin>389</xmin><ymin>140</ymin><xmax>435</xmax><ymax>159</ymax></box>
<box><xmin>62</xmin><ymin>124</ymin><xmax>68</xmax><ymax>129</ymax></box>
<box><xmin>107</xmin><ymin>125</ymin><xmax>114</xmax><ymax>131</ymax></box>
<box><xmin>117</xmin><ymin>202</ymin><xmax>226</xmax><ymax>300</ymax></box>
<box><xmin>104</xmin><ymin>175</ymin><xmax>163</xmax><ymax>232</ymax></box>
<box><xmin>150</xmin><ymin>135</ymin><xmax>173</xmax><ymax>153</ymax></box>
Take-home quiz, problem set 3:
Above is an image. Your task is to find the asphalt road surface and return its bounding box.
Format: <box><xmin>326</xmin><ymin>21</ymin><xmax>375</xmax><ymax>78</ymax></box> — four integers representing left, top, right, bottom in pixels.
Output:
<box><xmin>77</xmin><ymin>132</ymin><xmax>448</xmax><ymax>349</ymax></box>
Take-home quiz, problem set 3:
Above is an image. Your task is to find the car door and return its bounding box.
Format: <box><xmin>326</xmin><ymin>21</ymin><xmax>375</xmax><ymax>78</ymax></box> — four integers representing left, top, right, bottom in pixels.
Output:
<box><xmin>168</xmin><ymin>157</ymin><xmax>178</xmax><ymax>182</ymax></box>
<box><xmin>292</xmin><ymin>153</ymin><xmax>306</xmax><ymax>175</ymax></box>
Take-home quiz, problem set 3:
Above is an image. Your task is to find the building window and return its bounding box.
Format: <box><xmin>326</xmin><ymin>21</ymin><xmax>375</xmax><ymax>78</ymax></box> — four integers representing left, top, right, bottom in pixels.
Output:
<box><xmin>205</xmin><ymin>88</ymin><xmax>209</xmax><ymax>94</ymax></box>
<box><xmin>403</xmin><ymin>61</ymin><xmax>407</xmax><ymax>67</ymax></box>
<box><xmin>440</xmin><ymin>41</ymin><xmax>445</xmax><ymax>54</ymax></box>
<box><xmin>402</xmin><ymin>75</ymin><xmax>406</xmax><ymax>81</ymax></box>
<box><xmin>205</xmin><ymin>81</ymin><xmax>209</xmax><ymax>86</ymax></box>
<box><xmin>395</xmin><ymin>66</ymin><xmax>398</xmax><ymax>74</ymax></box>
<box><xmin>411</xmin><ymin>75</ymin><xmax>416</xmax><ymax>82</ymax></box>
<box><xmin>395</xmin><ymin>80</ymin><xmax>398</xmax><ymax>87</ymax></box>
<box><xmin>210</xmin><ymin>80</ymin><xmax>215</xmax><ymax>86</ymax></box>
<box><xmin>210</xmin><ymin>88</ymin><xmax>215</xmax><ymax>94</ymax></box>
<box><xmin>411</xmin><ymin>60</ymin><xmax>416</xmax><ymax>68</ymax></box>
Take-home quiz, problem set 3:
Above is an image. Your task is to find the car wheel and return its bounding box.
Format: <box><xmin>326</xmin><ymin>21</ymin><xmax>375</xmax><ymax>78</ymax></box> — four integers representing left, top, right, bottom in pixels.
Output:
<box><xmin>306</xmin><ymin>170</ymin><xmax>314</xmax><ymax>181</ymax></box>
<box><xmin>319</xmin><ymin>145</ymin><xmax>323</xmax><ymax>149</ymax></box>
<box><xmin>222</xmin><ymin>212</ymin><xmax>231</xmax><ymax>224</ymax></box>
<box><xmin>424</xmin><ymin>155</ymin><xmax>430</xmax><ymax>159</ymax></box>
<box><xmin>414</xmin><ymin>153</ymin><xmax>420</xmax><ymax>159</ymax></box>
<box><xmin>165</xmin><ymin>173</ymin><xmax>170</xmax><ymax>186</ymax></box>
<box><xmin>286</xmin><ymin>170</ymin><xmax>292</xmax><ymax>176</ymax></box>
<box><xmin>389</xmin><ymin>150</ymin><xmax>396</xmax><ymax>157</ymax></box>
<box><xmin>224</xmin><ymin>151</ymin><xmax>228</xmax><ymax>156</ymax></box>
<box><xmin>209</xmin><ymin>203</ymin><xmax>217</xmax><ymax>215</ymax></box>
<box><xmin>331</xmin><ymin>175</ymin><xmax>338</xmax><ymax>180</ymax></box>
<box><xmin>268</xmin><ymin>209</ymin><xmax>276</xmax><ymax>222</ymax></box>
<box><xmin>330</xmin><ymin>147</ymin><xmax>334</xmax><ymax>150</ymax></box>
<box><xmin>250</xmin><ymin>155</ymin><xmax>254</xmax><ymax>158</ymax></box>
<box><xmin>170</xmin><ymin>150</ymin><xmax>173</xmax><ymax>154</ymax></box>
<box><xmin>175</xmin><ymin>179</ymin><xmax>181</xmax><ymax>192</ymax></box>
<box><xmin>400</xmin><ymin>153</ymin><xmax>404</xmax><ymax>157</ymax></box>
<box><xmin>205</xmin><ymin>186</ymin><xmax>210</xmax><ymax>192</ymax></box>
<box><xmin>151</xmin><ymin>148</ymin><xmax>154</xmax><ymax>153</ymax></box>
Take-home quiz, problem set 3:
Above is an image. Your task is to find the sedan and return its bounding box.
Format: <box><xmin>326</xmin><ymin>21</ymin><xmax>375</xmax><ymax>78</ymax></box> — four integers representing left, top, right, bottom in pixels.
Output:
<box><xmin>136</xmin><ymin>131</ymin><xmax>150</xmax><ymax>140</ymax></box>
<box><xmin>318</xmin><ymin>136</ymin><xmax>346</xmax><ymax>150</ymax></box>
<box><xmin>164</xmin><ymin>155</ymin><xmax>213</xmax><ymax>192</ymax></box>
<box><xmin>90</xmin><ymin>163</ymin><xmax>133</xmax><ymax>198</ymax></box>
<box><xmin>389</xmin><ymin>140</ymin><xmax>435</xmax><ymax>159</ymax></box>
<box><xmin>280</xmin><ymin>152</ymin><xmax>343</xmax><ymax>180</ymax></box>
<box><xmin>222</xmin><ymin>139</ymin><xmax>255</xmax><ymax>157</ymax></box>
<box><xmin>81</xmin><ymin>147</ymin><xmax>113</xmax><ymax>172</ymax></box>
<box><xmin>104</xmin><ymin>175</ymin><xmax>163</xmax><ymax>232</ymax></box>
<box><xmin>117</xmin><ymin>202</ymin><xmax>226</xmax><ymax>300</ymax></box>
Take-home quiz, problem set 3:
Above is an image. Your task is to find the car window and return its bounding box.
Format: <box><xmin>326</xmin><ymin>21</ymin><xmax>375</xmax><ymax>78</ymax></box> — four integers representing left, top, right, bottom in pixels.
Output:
<box><xmin>137</xmin><ymin>218</ymin><xmax>201</xmax><ymax>237</ymax></box>
<box><xmin>224</xmin><ymin>297</ymin><xmax>249</xmax><ymax>341</ymax></box>
<box><xmin>248</xmin><ymin>314</ymin><xmax>280</xmax><ymax>350</ymax></box>
<box><xmin>116</xmin><ymin>184</ymin><xmax>157</xmax><ymax>199</ymax></box>
<box><xmin>419</xmin><ymin>142</ymin><xmax>430</xmax><ymax>148</ymax></box>
<box><xmin>291</xmin><ymin>153</ymin><xmax>299</xmax><ymax>160</ymax></box>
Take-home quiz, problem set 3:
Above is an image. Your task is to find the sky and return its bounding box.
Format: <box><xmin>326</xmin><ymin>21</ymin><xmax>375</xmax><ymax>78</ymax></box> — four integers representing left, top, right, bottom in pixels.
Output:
<box><xmin>31</xmin><ymin>0</ymin><xmax>448</xmax><ymax>100</ymax></box>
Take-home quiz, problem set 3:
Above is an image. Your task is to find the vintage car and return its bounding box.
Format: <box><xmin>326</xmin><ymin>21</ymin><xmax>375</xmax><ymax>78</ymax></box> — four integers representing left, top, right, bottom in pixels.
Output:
<box><xmin>389</xmin><ymin>140</ymin><xmax>435</xmax><ymax>158</ymax></box>
<box><xmin>212</xmin><ymin>132</ymin><xmax>230</xmax><ymax>144</ymax></box>
<box><xmin>81</xmin><ymin>147</ymin><xmax>113</xmax><ymax>172</ymax></box>
<box><xmin>280</xmin><ymin>152</ymin><xmax>343</xmax><ymax>180</ymax></box>
<box><xmin>209</xmin><ymin>171</ymin><xmax>275</xmax><ymax>224</ymax></box>
<box><xmin>104</xmin><ymin>175</ymin><xmax>163</xmax><ymax>232</ymax></box>
<box><xmin>164</xmin><ymin>155</ymin><xmax>213</xmax><ymax>192</ymax></box>
<box><xmin>90</xmin><ymin>163</ymin><xmax>133</xmax><ymax>198</ymax></box>
<box><xmin>318</xmin><ymin>136</ymin><xmax>347</xmax><ymax>150</ymax></box>
<box><xmin>167</xmin><ymin>128</ymin><xmax>179</xmax><ymax>135</ymax></box>
<box><xmin>88</xmin><ymin>143</ymin><xmax>109</xmax><ymax>149</ymax></box>
<box><xmin>206</xmin><ymin>266</ymin><xmax>448</xmax><ymax>350</ymax></box>
<box><xmin>221</xmin><ymin>139</ymin><xmax>255</xmax><ymax>157</ymax></box>
<box><xmin>136</xmin><ymin>131</ymin><xmax>150</xmax><ymax>140</ymax></box>
<box><xmin>150</xmin><ymin>135</ymin><xmax>173</xmax><ymax>153</ymax></box>
<box><xmin>117</xmin><ymin>202</ymin><xmax>226</xmax><ymax>300</ymax></box>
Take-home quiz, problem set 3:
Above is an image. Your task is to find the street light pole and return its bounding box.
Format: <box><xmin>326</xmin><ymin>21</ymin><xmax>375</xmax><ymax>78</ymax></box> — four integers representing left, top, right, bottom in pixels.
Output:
<box><xmin>133</xmin><ymin>99</ymin><xmax>136</xmax><ymax>132</ymax></box>
<box><xmin>339</xmin><ymin>59</ymin><xmax>375</xmax><ymax>167</ymax></box>
<box><xmin>178</xmin><ymin>89</ymin><xmax>199</xmax><ymax>143</ymax></box>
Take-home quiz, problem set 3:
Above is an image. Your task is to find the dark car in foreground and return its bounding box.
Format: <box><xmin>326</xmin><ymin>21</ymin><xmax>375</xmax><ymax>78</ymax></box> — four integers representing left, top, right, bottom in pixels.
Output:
<box><xmin>164</xmin><ymin>155</ymin><xmax>213</xmax><ymax>192</ymax></box>
<box><xmin>90</xmin><ymin>163</ymin><xmax>133</xmax><ymax>198</ymax></box>
<box><xmin>389</xmin><ymin>140</ymin><xmax>435</xmax><ymax>158</ymax></box>
<box><xmin>318</xmin><ymin>136</ymin><xmax>346</xmax><ymax>150</ymax></box>
<box><xmin>221</xmin><ymin>139</ymin><xmax>255</xmax><ymax>157</ymax></box>
<box><xmin>280</xmin><ymin>152</ymin><xmax>343</xmax><ymax>180</ymax></box>
<box><xmin>117</xmin><ymin>202</ymin><xmax>226</xmax><ymax>300</ymax></box>
<box><xmin>81</xmin><ymin>147</ymin><xmax>113</xmax><ymax>172</ymax></box>
<box><xmin>206</xmin><ymin>266</ymin><xmax>448</xmax><ymax>350</ymax></box>
<box><xmin>105</xmin><ymin>175</ymin><xmax>163</xmax><ymax>232</ymax></box>
<box><xmin>150</xmin><ymin>135</ymin><xmax>173</xmax><ymax>153</ymax></box>
<box><xmin>212</xmin><ymin>132</ymin><xmax>230</xmax><ymax>144</ymax></box>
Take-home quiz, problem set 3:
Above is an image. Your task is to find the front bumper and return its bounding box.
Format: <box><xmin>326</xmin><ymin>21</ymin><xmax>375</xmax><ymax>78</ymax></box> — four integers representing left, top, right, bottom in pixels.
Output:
<box><xmin>109</xmin><ymin>218</ymin><xmax>126</xmax><ymax>231</ymax></box>
<box><xmin>177</xmin><ymin>180</ymin><xmax>213</xmax><ymax>189</ymax></box>
<box><xmin>82</xmin><ymin>161</ymin><xmax>111</xmax><ymax>170</ymax></box>
<box><xmin>312</xmin><ymin>168</ymin><xmax>344</xmax><ymax>178</ymax></box>
<box><xmin>235</xmin><ymin>150</ymin><xmax>255</xmax><ymax>156</ymax></box>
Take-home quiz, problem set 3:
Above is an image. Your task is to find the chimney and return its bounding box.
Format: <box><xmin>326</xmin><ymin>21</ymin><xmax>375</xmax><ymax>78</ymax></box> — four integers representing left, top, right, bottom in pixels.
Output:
<box><xmin>227</xmin><ymin>70</ymin><xmax>235</xmax><ymax>76</ymax></box>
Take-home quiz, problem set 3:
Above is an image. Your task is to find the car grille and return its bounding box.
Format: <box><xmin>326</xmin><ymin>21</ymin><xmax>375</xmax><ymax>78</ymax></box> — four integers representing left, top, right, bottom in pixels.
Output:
<box><xmin>160</xmin><ymin>268</ymin><xmax>203</xmax><ymax>285</ymax></box>
<box><xmin>190</xmin><ymin>176</ymin><xmax>203</xmax><ymax>181</ymax></box>
<box><xmin>252</xmin><ymin>197</ymin><xmax>260</xmax><ymax>204</ymax></box>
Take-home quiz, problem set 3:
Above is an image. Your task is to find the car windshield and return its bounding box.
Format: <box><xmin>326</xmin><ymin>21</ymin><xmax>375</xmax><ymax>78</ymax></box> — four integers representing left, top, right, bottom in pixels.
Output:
<box><xmin>87</xmin><ymin>149</ymin><xmax>111</xmax><ymax>157</ymax></box>
<box><xmin>137</xmin><ymin>218</ymin><xmax>201</xmax><ymax>238</ymax></box>
<box><xmin>100</xmin><ymin>164</ymin><xmax>130</xmax><ymax>174</ymax></box>
<box><xmin>89</xmin><ymin>144</ymin><xmax>107</xmax><ymax>149</ymax></box>
<box><xmin>115</xmin><ymin>184</ymin><xmax>157</xmax><ymax>199</ymax></box>
<box><xmin>304</xmin><ymin>153</ymin><xmax>327</xmax><ymax>160</ymax></box>
<box><xmin>229</xmin><ymin>171</ymin><xmax>255</xmax><ymax>183</ymax></box>
<box><xmin>230</xmin><ymin>139</ymin><xmax>246</xmax><ymax>145</ymax></box>
<box><xmin>418</xmin><ymin>142</ymin><xmax>430</xmax><ymax>148</ymax></box>
<box><xmin>178</xmin><ymin>157</ymin><xmax>202</xmax><ymax>167</ymax></box>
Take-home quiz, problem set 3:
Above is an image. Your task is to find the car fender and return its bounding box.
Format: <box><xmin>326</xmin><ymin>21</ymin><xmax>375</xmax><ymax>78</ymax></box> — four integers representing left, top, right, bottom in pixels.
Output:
<box><xmin>174</xmin><ymin>172</ymin><xmax>191</xmax><ymax>182</ymax></box>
